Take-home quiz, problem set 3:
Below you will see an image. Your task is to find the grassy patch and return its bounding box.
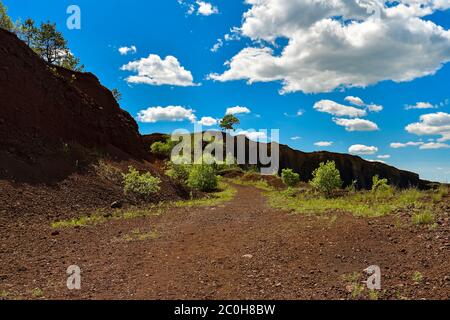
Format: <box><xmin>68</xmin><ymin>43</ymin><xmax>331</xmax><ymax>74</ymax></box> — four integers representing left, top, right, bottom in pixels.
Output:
<box><xmin>0</xmin><ymin>290</ymin><xmax>9</xmax><ymax>299</ymax></box>
<box><xmin>412</xmin><ymin>210</ymin><xmax>435</xmax><ymax>225</ymax></box>
<box><xmin>52</xmin><ymin>182</ymin><xmax>237</xmax><ymax>229</ymax></box>
<box><xmin>412</xmin><ymin>271</ymin><xmax>423</xmax><ymax>284</ymax></box>
<box><xmin>342</xmin><ymin>272</ymin><xmax>366</xmax><ymax>299</ymax></box>
<box><xmin>51</xmin><ymin>206</ymin><xmax>162</xmax><ymax>229</ymax></box>
<box><xmin>31</xmin><ymin>288</ymin><xmax>43</xmax><ymax>298</ymax></box>
<box><xmin>227</xmin><ymin>177</ymin><xmax>275</xmax><ymax>191</ymax></box>
<box><xmin>266</xmin><ymin>187</ymin><xmax>426</xmax><ymax>217</ymax></box>
<box><xmin>112</xmin><ymin>228</ymin><xmax>159</xmax><ymax>243</ymax></box>
<box><xmin>175</xmin><ymin>181</ymin><xmax>237</xmax><ymax>207</ymax></box>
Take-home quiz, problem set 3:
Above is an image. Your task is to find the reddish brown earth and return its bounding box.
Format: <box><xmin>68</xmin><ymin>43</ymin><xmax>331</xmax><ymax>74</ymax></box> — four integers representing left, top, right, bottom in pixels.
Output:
<box><xmin>0</xmin><ymin>28</ymin><xmax>149</xmax><ymax>183</ymax></box>
<box><xmin>0</xmin><ymin>183</ymin><xmax>448</xmax><ymax>300</ymax></box>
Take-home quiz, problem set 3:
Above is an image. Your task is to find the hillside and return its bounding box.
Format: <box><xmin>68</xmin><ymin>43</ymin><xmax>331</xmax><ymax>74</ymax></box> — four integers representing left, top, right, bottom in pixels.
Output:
<box><xmin>144</xmin><ymin>133</ymin><xmax>430</xmax><ymax>190</ymax></box>
<box><xmin>0</xmin><ymin>28</ymin><xmax>186</xmax><ymax>212</ymax></box>
<box><xmin>0</xmin><ymin>28</ymin><xmax>147</xmax><ymax>182</ymax></box>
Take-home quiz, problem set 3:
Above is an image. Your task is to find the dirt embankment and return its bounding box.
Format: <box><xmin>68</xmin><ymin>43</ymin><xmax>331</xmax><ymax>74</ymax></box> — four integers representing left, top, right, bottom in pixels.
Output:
<box><xmin>0</xmin><ymin>28</ymin><xmax>148</xmax><ymax>183</ymax></box>
<box><xmin>0</xmin><ymin>29</ymin><xmax>186</xmax><ymax>209</ymax></box>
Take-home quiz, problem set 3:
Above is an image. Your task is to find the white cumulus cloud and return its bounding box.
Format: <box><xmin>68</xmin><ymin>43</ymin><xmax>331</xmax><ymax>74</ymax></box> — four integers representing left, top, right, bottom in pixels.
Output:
<box><xmin>198</xmin><ymin>116</ymin><xmax>218</xmax><ymax>126</ymax></box>
<box><xmin>390</xmin><ymin>141</ymin><xmax>425</xmax><ymax>148</ymax></box>
<box><xmin>118</xmin><ymin>45</ymin><xmax>137</xmax><ymax>56</ymax></box>
<box><xmin>314</xmin><ymin>141</ymin><xmax>333</xmax><ymax>147</ymax></box>
<box><xmin>419</xmin><ymin>142</ymin><xmax>450</xmax><ymax>149</ymax></box>
<box><xmin>314</xmin><ymin>100</ymin><xmax>367</xmax><ymax>118</ymax></box>
<box><xmin>405</xmin><ymin>102</ymin><xmax>437</xmax><ymax>110</ymax></box>
<box><xmin>137</xmin><ymin>106</ymin><xmax>197</xmax><ymax>123</ymax></box>
<box><xmin>179</xmin><ymin>1</ymin><xmax>219</xmax><ymax>16</ymax></box>
<box><xmin>196</xmin><ymin>1</ymin><xmax>219</xmax><ymax>16</ymax></box>
<box><xmin>333</xmin><ymin>118</ymin><xmax>380</xmax><ymax>132</ymax></box>
<box><xmin>226</xmin><ymin>106</ymin><xmax>251</xmax><ymax>115</ymax></box>
<box><xmin>345</xmin><ymin>96</ymin><xmax>365</xmax><ymax>107</ymax></box>
<box><xmin>349</xmin><ymin>144</ymin><xmax>379</xmax><ymax>155</ymax></box>
<box><xmin>121</xmin><ymin>54</ymin><xmax>198</xmax><ymax>87</ymax></box>
<box><xmin>405</xmin><ymin>112</ymin><xmax>450</xmax><ymax>142</ymax></box>
<box><xmin>209</xmin><ymin>0</ymin><xmax>450</xmax><ymax>94</ymax></box>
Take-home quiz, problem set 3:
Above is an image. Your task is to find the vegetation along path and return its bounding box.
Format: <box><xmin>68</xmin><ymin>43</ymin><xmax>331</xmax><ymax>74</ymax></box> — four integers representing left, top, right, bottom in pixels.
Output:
<box><xmin>0</xmin><ymin>183</ymin><xmax>449</xmax><ymax>300</ymax></box>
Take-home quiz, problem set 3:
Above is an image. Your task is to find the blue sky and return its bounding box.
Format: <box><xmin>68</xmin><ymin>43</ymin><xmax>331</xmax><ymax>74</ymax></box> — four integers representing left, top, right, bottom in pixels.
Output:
<box><xmin>5</xmin><ymin>0</ymin><xmax>450</xmax><ymax>182</ymax></box>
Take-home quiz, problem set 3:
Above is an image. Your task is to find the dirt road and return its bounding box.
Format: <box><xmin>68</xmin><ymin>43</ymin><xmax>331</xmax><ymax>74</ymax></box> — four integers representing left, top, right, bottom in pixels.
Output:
<box><xmin>0</xmin><ymin>184</ymin><xmax>449</xmax><ymax>300</ymax></box>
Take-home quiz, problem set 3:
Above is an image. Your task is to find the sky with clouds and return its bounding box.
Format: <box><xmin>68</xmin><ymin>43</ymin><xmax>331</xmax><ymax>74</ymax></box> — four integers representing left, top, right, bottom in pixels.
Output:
<box><xmin>5</xmin><ymin>0</ymin><xmax>450</xmax><ymax>182</ymax></box>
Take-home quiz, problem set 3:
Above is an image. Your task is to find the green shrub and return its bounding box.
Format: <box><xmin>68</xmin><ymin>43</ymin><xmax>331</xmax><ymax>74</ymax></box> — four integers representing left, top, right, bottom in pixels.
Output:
<box><xmin>188</xmin><ymin>164</ymin><xmax>218</xmax><ymax>192</ymax></box>
<box><xmin>123</xmin><ymin>166</ymin><xmax>161</xmax><ymax>199</ymax></box>
<box><xmin>412</xmin><ymin>210</ymin><xmax>435</xmax><ymax>225</ymax></box>
<box><xmin>166</xmin><ymin>156</ymin><xmax>191</xmax><ymax>184</ymax></box>
<box><xmin>281</xmin><ymin>168</ymin><xmax>300</xmax><ymax>187</ymax></box>
<box><xmin>372</xmin><ymin>175</ymin><xmax>391</xmax><ymax>192</ymax></box>
<box><xmin>150</xmin><ymin>141</ymin><xmax>172</xmax><ymax>157</ymax></box>
<box><xmin>310</xmin><ymin>161</ymin><xmax>343</xmax><ymax>197</ymax></box>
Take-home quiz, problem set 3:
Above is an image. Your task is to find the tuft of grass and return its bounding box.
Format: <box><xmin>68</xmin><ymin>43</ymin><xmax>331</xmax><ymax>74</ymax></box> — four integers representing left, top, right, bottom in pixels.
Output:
<box><xmin>112</xmin><ymin>228</ymin><xmax>159</xmax><ymax>243</ymax></box>
<box><xmin>0</xmin><ymin>290</ymin><xmax>9</xmax><ymax>299</ymax></box>
<box><xmin>412</xmin><ymin>271</ymin><xmax>423</xmax><ymax>283</ymax></box>
<box><xmin>412</xmin><ymin>210</ymin><xmax>435</xmax><ymax>225</ymax></box>
<box><xmin>368</xmin><ymin>290</ymin><xmax>379</xmax><ymax>300</ymax></box>
<box><xmin>31</xmin><ymin>288</ymin><xmax>43</xmax><ymax>298</ymax></box>
<box><xmin>51</xmin><ymin>206</ymin><xmax>162</xmax><ymax>229</ymax></box>
<box><xmin>175</xmin><ymin>182</ymin><xmax>237</xmax><ymax>207</ymax></box>
<box><xmin>432</xmin><ymin>185</ymin><xmax>449</xmax><ymax>203</ymax></box>
<box><xmin>342</xmin><ymin>272</ymin><xmax>366</xmax><ymax>299</ymax></box>
<box><xmin>94</xmin><ymin>160</ymin><xmax>123</xmax><ymax>184</ymax></box>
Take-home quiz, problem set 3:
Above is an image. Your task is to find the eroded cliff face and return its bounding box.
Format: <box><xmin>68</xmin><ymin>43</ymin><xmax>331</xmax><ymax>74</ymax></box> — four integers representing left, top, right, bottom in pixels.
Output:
<box><xmin>0</xmin><ymin>29</ymin><xmax>147</xmax><ymax>181</ymax></box>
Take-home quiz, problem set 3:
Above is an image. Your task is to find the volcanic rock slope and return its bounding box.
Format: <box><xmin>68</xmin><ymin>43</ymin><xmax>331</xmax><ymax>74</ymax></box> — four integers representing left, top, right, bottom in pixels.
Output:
<box><xmin>0</xmin><ymin>28</ymin><xmax>146</xmax><ymax>182</ymax></box>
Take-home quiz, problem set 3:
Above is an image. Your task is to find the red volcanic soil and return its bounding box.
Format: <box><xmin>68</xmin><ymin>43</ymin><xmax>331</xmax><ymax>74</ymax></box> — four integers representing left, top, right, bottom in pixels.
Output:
<box><xmin>0</xmin><ymin>183</ymin><xmax>448</xmax><ymax>300</ymax></box>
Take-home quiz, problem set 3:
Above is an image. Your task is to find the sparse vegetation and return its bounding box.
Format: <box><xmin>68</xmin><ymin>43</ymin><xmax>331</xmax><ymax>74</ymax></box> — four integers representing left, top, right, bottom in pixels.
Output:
<box><xmin>267</xmin><ymin>184</ymin><xmax>426</xmax><ymax>217</ymax></box>
<box><xmin>123</xmin><ymin>166</ymin><xmax>161</xmax><ymax>200</ymax></box>
<box><xmin>94</xmin><ymin>160</ymin><xmax>123</xmax><ymax>184</ymax></box>
<box><xmin>51</xmin><ymin>205</ymin><xmax>163</xmax><ymax>229</ymax></box>
<box><xmin>188</xmin><ymin>164</ymin><xmax>218</xmax><ymax>192</ymax></box>
<box><xmin>166</xmin><ymin>156</ymin><xmax>191</xmax><ymax>184</ymax></box>
<box><xmin>150</xmin><ymin>138</ymin><xmax>178</xmax><ymax>157</ymax></box>
<box><xmin>412</xmin><ymin>271</ymin><xmax>423</xmax><ymax>283</ymax></box>
<box><xmin>112</xmin><ymin>228</ymin><xmax>158</xmax><ymax>243</ymax></box>
<box><xmin>0</xmin><ymin>1</ymin><xmax>14</xmax><ymax>31</ymax></box>
<box><xmin>175</xmin><ymin>181</ymin><xmax>237</xmax><ymax>207</ymax></box>
<box><xmin>229</xmin><ymin>175</ymin><xmax>274</xmax><ymax>191</ymax></box>
<box><xmin>432</xmin><ymin>185</ymin><xmax>449</xmax><ymax>203</ymax></box>
<box><xmin>310</xmin><ymin>161</ymin><xmax>343</xmax><ymax>197</ymax></box>
<box><xmin>281</xmin><ymin>168</ymin><xmax>300</xmax><ymax>187</ymax></box>
<box><xmin>31</xmin><ymin>288</ymin><xmax>43</xmax><ymax>298</ymax></box>
<box><xmin>111</xmin><ymin>88</ymin><xmax>122</xmax><ymax>102</ymax></box>
<box><xmin>412</xmin><ymin>210</ymin><xmax>435</xmax><ymax>225</ymax></box>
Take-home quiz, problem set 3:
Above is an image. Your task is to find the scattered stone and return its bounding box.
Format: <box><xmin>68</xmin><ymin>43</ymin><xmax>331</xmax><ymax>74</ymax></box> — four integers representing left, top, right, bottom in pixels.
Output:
<box><xmin>17</xmin><ymin>266</ymin><xmax>27</xmax><ymax>272</ymax></box>
<box><xmin>111</xmin><ymin>201</ymin><xmax>123</xmax><ymax>209</ymax></box>
<box><xmin>242</xmin><ymin>254</ymin><xmax>253</xmax><ymax>259</ymax></box>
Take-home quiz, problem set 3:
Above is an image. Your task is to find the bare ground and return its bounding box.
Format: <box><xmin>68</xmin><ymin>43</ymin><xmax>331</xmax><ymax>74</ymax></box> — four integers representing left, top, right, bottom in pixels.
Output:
<box><xmin>0</xmin><ymin>183</ymin><xmax>449</xmax><ymax>300</ymax></box>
